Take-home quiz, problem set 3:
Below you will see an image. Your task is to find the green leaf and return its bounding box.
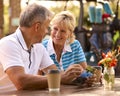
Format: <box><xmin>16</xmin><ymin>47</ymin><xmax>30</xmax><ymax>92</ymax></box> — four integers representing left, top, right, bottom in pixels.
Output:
<box><xmin>86</xmin><ymin>65</ymin><xmax>95</xmax><ymax>73</ymax></box>
<box><xmin>104</xmin><ymin>73</ymin><xmax>110</xmax><ymax>83</ymax></box>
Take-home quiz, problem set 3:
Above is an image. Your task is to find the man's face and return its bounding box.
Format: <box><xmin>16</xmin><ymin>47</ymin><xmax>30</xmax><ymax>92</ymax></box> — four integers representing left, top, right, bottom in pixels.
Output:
<box><xmin>34</xmin><ymin>20</ymin><xmax>50</xmax><ymax>43</ymax></box>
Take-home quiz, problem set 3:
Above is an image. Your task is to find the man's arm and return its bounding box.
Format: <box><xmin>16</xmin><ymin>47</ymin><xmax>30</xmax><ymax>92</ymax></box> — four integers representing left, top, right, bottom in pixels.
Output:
<box><xmin>38</xmin><ymin>64</ymin><xmax>57</xmax><ymax>75</ymax></box>
<box><xmin>6</xmin><ymin>66</ymin><xmax>49</xmax><ymax>90</ymax></box>
<box><xmin>39</xmin><ymin>64</ymin><xmax>84</xmax><ymax>85</ymax></box>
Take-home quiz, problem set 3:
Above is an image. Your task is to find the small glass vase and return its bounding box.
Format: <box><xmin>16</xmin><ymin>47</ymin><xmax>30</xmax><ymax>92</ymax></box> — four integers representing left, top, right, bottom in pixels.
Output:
<box><xmin>103</xmin><ymin>66</ymin><xmax>115</xmax><ymax>91</ymax></box>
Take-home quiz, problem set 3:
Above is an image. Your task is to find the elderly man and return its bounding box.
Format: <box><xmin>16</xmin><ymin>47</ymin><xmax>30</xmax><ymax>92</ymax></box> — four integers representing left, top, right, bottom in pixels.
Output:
<box><xmin>0</xmin><ymin>4</ymin><xmax>82</xmax><ymax>91</ymax></box>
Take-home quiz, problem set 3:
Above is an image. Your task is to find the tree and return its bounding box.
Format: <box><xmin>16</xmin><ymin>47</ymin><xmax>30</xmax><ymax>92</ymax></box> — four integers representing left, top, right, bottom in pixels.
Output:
<box><xmin>0</xmin><ymin>0</ymin><xmax>4</xmax><ymax>38</ymax></box>
<box><xmin>9</xmin><ymin>0</ymin><xmax>21</xmax><ymax>33</ymax></box>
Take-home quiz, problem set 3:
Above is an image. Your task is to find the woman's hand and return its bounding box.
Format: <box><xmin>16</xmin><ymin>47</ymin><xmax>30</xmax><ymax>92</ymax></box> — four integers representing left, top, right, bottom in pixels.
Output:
<box><xmin>84</xmin><ymin>74</ymin><xmax>97</xmax><ymax>87</ymax></box>
<box><xmin>61</xmin><ymin>64</ymin><xmax>84</xmax><ymax>85</ymax></box>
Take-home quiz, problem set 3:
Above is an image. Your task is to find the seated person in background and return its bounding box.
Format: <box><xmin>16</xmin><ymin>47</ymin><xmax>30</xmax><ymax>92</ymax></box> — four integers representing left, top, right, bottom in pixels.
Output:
<box><xmin>0</xmin><ymin>4</ymin><xmax>82</xmax><ymax>91</ymax></box>
<box><xmin>42</xmin><ymin>11</ymin><xmax>95</xmax><ymax>85</ymax></box>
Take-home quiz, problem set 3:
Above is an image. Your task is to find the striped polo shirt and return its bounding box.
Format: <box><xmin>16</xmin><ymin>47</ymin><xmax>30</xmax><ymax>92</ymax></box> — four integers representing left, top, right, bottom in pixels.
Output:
<box><xmin>42</xmin><ymin>38</ymin><xmax>86</xmax><ymax>71</ymax></box>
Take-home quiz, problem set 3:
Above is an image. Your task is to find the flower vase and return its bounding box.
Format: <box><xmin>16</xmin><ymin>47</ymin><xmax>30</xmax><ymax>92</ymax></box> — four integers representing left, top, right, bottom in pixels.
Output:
<box><xmin>103</xmin><ymin>67</ymin><xmax>115</xmax><ymax>90</ymax></box>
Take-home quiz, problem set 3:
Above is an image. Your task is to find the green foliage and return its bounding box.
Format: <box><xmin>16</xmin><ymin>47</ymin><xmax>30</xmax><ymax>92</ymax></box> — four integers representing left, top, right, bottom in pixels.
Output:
<box><xmin>104</xmin><ymin>73</ymin><xmax>110</xmax><ymax>83</ymax></box>
<box><xmin>50</xmin><ymin>1</ymin><xmax>80</xmax><ymax>26</ymax></box>
<box><xmin>113</xmin><ymin>31</ymin><xmax>120</xmax><ymax>44</ymax></box>
<box><xmin>3</xmin><ymin>0</ymin><xmax>120</xmax><ymax>36</ymax></box>
<box><xmin>86</xmin><ymin>65</ymin><xmax>96</xmax><ymax>73</ymax></box>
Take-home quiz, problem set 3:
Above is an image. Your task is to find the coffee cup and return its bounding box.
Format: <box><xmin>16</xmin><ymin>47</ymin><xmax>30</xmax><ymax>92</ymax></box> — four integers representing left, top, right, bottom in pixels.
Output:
<box><xmin>47</xmin><ymin>69</ymin><xmax>61</xmax><ymax>92</ymax></box>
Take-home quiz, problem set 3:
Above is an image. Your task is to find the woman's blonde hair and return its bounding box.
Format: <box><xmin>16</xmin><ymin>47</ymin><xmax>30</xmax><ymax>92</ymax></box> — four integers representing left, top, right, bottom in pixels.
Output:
<box><xmin>50</xmin><ymin>11</ymin><xmax>76</xmax><ymax>44</ymax></box>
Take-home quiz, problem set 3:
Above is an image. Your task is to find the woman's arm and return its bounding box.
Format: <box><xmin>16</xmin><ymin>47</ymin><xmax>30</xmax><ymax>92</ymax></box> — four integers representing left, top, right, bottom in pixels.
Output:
<box><xmin>79</xmin><ymin>61</ymin><xmax>87</xmax><ymax>69</ymax></box>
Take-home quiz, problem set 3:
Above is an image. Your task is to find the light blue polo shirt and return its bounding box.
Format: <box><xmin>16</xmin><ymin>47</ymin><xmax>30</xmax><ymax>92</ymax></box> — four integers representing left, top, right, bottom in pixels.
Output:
<box><xmin>42</xmin><ymin>38</ymin><xmax>86</xmax><ymax>71</ymax></box>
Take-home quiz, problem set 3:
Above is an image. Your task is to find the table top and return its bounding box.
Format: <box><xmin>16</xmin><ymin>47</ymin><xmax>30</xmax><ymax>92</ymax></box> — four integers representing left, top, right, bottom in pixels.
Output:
<box><xmin>0</xmin><ymin>78</ymin><xmax>120</xmax><ymax>96</ymax></box>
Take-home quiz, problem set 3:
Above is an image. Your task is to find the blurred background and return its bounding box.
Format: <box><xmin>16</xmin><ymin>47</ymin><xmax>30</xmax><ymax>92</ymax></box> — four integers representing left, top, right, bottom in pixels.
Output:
<box><xmin>0</xmin><ymin>0</ymin><xmax>120</xmax><ymax>53</ymax></box>
<box><xmin>0</xmin><ymin>0</ymin><xmax>119</xmax><ymax>36</ymax></box>
<box><xmin>0</xmin><ymin>0</ymin><xmax>120</xmax><ymax>73</ymax></box>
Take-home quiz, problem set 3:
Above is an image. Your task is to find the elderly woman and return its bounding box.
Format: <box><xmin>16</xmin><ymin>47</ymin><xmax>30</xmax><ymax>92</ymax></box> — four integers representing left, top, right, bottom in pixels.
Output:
<box><xmin>42</xmin><ymin>11</ymin><xmax>87</xmax><ymax>74</ymax></box>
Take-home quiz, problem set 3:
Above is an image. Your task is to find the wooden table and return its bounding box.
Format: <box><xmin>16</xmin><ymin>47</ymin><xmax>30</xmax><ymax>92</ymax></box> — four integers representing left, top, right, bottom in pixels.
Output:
<box><xmin>0</xmin><ymin>78</ymin><xmax>120</xmax><ymax>96</ymax></box>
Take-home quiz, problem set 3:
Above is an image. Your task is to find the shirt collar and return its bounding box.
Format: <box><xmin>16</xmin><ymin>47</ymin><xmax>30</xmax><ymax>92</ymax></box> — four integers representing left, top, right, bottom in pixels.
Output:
<box><xmin>64</xmin><ymin>41</ymin><xmax>72</xmax><ymax>52</ymax></box>
<box><xmin>47</xmin><ymin>38</ymin><xmax>72</xmax><ymax>56</ymax></box>
<box><xmin>15</xmin><ymin>28</ymin><xmax>28</xmax><ymax>51</ymax></box>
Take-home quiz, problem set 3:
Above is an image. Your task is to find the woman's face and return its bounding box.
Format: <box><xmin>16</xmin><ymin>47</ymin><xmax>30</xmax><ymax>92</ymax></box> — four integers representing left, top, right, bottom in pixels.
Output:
<box><xmin>51</xmin><ymin>24</ymin><xmax>70</xmax><ymax>46</ymax></box>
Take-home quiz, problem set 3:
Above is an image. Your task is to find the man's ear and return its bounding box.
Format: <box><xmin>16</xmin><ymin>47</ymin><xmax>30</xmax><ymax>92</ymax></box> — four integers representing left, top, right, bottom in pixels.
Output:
<box><xmin>35</xmin><ymin>23</ymin><xmax>41</xmax><ymax>32</ymax></box>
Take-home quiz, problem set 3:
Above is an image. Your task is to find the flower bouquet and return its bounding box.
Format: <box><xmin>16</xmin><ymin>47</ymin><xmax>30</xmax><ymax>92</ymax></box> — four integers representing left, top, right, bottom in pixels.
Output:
<box><xmin>98</xmin><ymin>46</ymin><xmax>120</xmax><ymax>90</ymax></box>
